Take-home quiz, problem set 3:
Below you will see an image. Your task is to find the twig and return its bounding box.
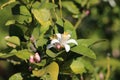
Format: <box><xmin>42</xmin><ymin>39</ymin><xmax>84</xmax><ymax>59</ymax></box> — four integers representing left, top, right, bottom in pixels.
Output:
<box><xmin>105</xmin><ymin>53</ymin><xmax>110</xmax><ymax>80</ymax></box>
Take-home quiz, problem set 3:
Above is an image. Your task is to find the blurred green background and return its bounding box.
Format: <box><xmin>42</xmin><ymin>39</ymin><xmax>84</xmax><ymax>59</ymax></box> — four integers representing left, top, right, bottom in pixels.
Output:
<box><xmin>0</xmin><ymin>0</ymin><xmax>120</xmax><ymax>80</ymax></box>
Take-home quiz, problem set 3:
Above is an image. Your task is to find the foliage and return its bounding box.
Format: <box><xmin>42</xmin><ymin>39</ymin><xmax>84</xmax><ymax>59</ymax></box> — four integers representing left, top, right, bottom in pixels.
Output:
<box><xmin>0</xmin><ymin>0</ymin><xmax>120</xmax><ymax>80</ymax></box>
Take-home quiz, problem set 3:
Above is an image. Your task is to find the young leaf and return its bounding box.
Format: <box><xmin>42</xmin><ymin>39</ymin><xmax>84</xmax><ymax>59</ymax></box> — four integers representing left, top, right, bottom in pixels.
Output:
<box><xmin>71</xmin><ymin>45</ymin><xmax>96</xmax><ymax>59</ymax></box>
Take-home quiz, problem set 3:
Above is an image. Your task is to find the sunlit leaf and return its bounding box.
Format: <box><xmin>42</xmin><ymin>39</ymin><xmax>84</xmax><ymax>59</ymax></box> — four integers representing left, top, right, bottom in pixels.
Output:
<box><xmin>33</xmin><ymin>62</ymin><xmax>59</xmax><ymax>80</ymax></box>
<box><xmin>32</xmin><ymin>69</ymin><xmax>46</xmax><ymax>77</ymax></box>
<box><xmin>14</xmin><ymin>49</ymin><xmax>32</xmax><ymax>60</ymax></box>
<box><xmin>70</xmin><ymin>58</ymin><xmax>86</xmax><ymax>74</ymax></box>
<box><xmin>32</xmin><ymin>8</ymin><xmax>51</xmax><ymax>25</ymax></box>
<box><xmin>9</xmin><ymin>73</ymin><xmax>23</xmax><ymax>80</ymax></box>
<box><xmin>41</xmin><ymin>2</ymin><xmax>57</xmax><ymax>9</ymax></box>
<box><xmin>5</xmin><ymin>20</ymin><xmax>15</xmax><ymax>26</ymax></box>
<box><xmin>20</xmin><ymin>6</ymin><xmax>31</xmax><ymax>16</ymax></box>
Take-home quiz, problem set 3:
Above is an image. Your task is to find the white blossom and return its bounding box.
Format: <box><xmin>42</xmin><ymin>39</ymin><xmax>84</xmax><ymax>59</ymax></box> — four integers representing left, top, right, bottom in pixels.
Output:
<box><xmin>47</xmin><ymin>32</ymin><xmax>78</xmax><ymax>52</ymax></box>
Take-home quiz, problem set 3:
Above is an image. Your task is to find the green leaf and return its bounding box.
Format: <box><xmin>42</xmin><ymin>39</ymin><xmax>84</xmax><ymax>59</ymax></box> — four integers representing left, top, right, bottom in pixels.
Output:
<box><xmin>0</xmin><ymin>49</ymin><xmax>17</xmax><ymax>58</ymax></box>
<box><xmin>70</xmin><ymin>58</ymin><xmax>86</xmax><ymax>74</ymax></box>
<box><xmin>0</xmin><ymin>0</ymin><xmax>16</xmax><ymax>9</ymax></box>
<box><xmin>40</xmin><ymin>2</ymin><xmax>57</xmax><ymax>9</ymax></box>
<box><xmin>34</xmin><ymin>59</ymin><xmax>46</xmax><ymax>67</ymax></box>
<box><xmin>36</xmin><ymin>35</ymin><xmax>47</xmax><ymax>47</ymax></box>
<box><xmin>32</xmin><ymin>25</ymin><xmax>40</xmax><ymax>40</ymax></box>
<box><xmin>56</xmin><ymin>17</ymin><xmax>63</xmax><ymax>27</ymax></box>
<box><xmin>32</xmin><ymin>8</ymin><xmax>51</xmax><ymax>25</ymax></box>
<box><xmin>9</xmin><ymin>73</ymin><xmax>23</xmax><ymax>80</ymax></box>
<box><xmin>5</xmin><ymin>36</ymin><xmax>20</xmax><ymax>48</ymax></box>
<box><xmin>64</xmin><ymin>19</ymin><xmax>77</xmax><ymax>39</ymax></box>
<box><xmin>0</xmin><ymin>53</ymin><xmax>14</xmax><ymax>58</ymax></box>
<box><xmin>74</xmin><ymin>0</ymin><xmax>88</xmax><ymax>7</ymax></box>
<box><xmin>77</xmin><ymin>57</ymin><xmax>94</xmax><ymax>73</ymax></box>
<box><xmin>20</xmin><ymin>5</ymin><xmax>31</xmax><ymax>16</ymax></box>
<box><xmin>14</xmin><ymin>15</ymin><xmax>32</xmax><ymax>24</ymax></box>
<box><xmin>32</xmin><ymin>62</ymin><xmax>59</xmax><ymax>80</ymax></box>
<box><xmin>5</xmin><ymin>20</ymin><xmax>15</xmax><ymax>26</ymax></box>
<box><xmin>32</xmin><ymin>1</ymin><xmax>41</xmax><ymax>9</ymax></box>
<box><xmin>0</xmin><ymin>2</ymin><xmax>17</xmax><ymax>50</ymax></box>
<box><xmin>46</xmin><ymin>50</ymin><xmax>57</xmax><ymax>58</ymax></box>
<box><xmin>71</xmin><ymin>45</ymin><xmax>96</xmax><ymax>59</ymax></box>
<box><xmin>77</xmin><ymin>39</ymin><xmax>106</xmax><ymax>47</ymax></box>
<box><xmin>62</xmin><ymin>1</ymin><xmax>79</xmax><ymax>14</ymax></box>
<box><xmin>14</xmin><ymin>49</ymin><xmax>32</xmax><ymax>60</ymax></box>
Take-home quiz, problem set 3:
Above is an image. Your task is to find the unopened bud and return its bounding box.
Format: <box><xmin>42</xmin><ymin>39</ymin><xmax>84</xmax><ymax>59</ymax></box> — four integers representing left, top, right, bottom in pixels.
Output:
<box><xmin>34</xmin><ymin>53</ymin><xmax>41</xmax><ymax>63</ymax></box>
<box><xmin>85</xmin><ymin>10</ymin><xmax>90</xmax><ymax>15</ymax></box>
<box><xmin>29</xmin><ymin>55</ymin><xmax>35</xmax><ymax>63</ymax></box>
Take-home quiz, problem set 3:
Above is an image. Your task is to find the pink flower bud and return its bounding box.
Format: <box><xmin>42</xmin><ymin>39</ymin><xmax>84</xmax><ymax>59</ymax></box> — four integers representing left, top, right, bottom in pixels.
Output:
<box><xmin>29</xmin><ymin>55</ymin><xmax>35</xmax><ymax>63</ymax></box>
<box><xmin>85</xmin><ymin>10</ymin><xmax>90</xmax><ymax>15</ymax></box>
<box><xmin>34</xmin><ymin>53</ymin><xmax>41</xmax><ymax>63</ymax></box>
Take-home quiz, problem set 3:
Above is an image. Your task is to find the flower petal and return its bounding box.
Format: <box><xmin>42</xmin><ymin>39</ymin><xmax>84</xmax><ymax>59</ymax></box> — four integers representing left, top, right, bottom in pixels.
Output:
<box><xmin>56</xmin><ymin>33</ymin><xmax>62</xmax><ymax>40</ymax></box>
<box><xmin>51</xmin><ymin>39</ymin><xmax>60</xmax><ymax>44</ymax></box>
<box><xmin>47</xmin><ymin>44</ymin><xmax>53</xmax><ymax>49</ymax></box>
<box><xmin>67</xmin><ymin>39</ymin><xmax>78</xmax><ymax>45</ymax></box>
<box><xmin>64</xmin><ymin>44</ymin><xmax>70</xmax><ymax>52</ymax></box>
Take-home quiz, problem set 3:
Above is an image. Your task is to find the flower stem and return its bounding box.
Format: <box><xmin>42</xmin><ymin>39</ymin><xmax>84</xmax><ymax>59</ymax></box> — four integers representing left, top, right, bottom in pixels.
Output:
<box><xmin>74</xmin><ymin>14</ymin><xmax>85</xmax><ymax>29</ymax></box>
<box><xmin>80</xmin><ymin>75</ymin><xmax>84</xmax><ymax>80</ymax></box>
<box><xmin>59</xmin><ymin>0</ymin><xmax>62</xmax><ymax>18</ymax></box>
<box><xmin>105</xmin><ymin>53</ymin><xmax>110</xmax><ymax>80</ymax></box>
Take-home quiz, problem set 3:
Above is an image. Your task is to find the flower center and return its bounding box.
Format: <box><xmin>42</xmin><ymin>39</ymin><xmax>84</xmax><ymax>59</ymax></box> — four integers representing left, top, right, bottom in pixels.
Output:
<box><xmin>54</xmin><ymin>43</ymin><xmax>62</xmax><ymax>50</ymax></box>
